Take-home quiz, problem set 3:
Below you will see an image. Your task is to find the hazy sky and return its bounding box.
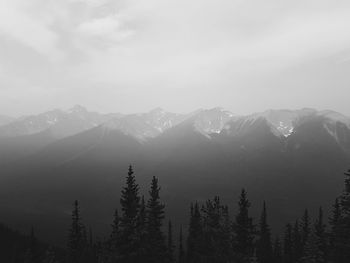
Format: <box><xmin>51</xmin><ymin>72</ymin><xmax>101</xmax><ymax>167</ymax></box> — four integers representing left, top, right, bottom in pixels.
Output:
<box><xmin>0</xmin><ymin>0</ymin><xmax>350</xmax><ymax>116</ymax></box>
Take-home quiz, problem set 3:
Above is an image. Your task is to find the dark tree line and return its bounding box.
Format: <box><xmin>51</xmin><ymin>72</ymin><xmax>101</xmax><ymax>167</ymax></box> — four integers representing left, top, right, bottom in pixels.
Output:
<box><xmin>0</xmin><ymin>223</ymin><xmax>64</xmax><ymax>263</ymax></box>
<box><xmin>3</xmin><ymin>166</ymin><xmax>350</xmax><ymax>262</ymax></box>
<box><xmin>65</xmin><ymin>166</ymin><xmax>350</xmax><ymax>263</ymax></box>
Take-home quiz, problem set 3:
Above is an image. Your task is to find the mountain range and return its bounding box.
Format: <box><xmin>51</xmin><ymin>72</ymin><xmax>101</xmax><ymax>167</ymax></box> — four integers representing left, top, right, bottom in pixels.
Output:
<box><xmin>0</xmin><ymin>106</ymin><xmax>349</xmax><ymax>245</ymax></box>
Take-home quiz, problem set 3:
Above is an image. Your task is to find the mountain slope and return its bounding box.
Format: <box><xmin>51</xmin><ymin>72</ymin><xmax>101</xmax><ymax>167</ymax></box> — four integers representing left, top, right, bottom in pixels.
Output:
<box><xmin>0</xmin><ymin>108</ymin><xmax>349</xmax><ymax>245</ymax></box>
<box><xmin>0</xmin><ymin>115</ymin><xmax>14</xmax><ymax>127</ymax></box>
<box><xmin>0</xmin><ymin>105</ymin><xmax>120</xmax><ymax>139</ymax></box>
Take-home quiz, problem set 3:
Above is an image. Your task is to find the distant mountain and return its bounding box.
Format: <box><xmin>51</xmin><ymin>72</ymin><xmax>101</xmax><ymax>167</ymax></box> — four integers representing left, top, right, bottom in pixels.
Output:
<box><xmin>0</xmin><ymin>105</ymin><xmax>121</xmax><ymax>139</ymax></box>
<box><xmin>0</xmin><ymin>106</ymin><xmax>121</xmax><ymax>165</ymax></box>
<box><xmin>0</xmin><ymin>107</ymin><xmax>349</xmax><ymax>245</ymax></box>
<box><xmin>102</xmin><ymin>108</ymin><xmax>187</xmax><ymax>142</ymax></box>
<box><xmin>0</xmin><ymin>115</ymin><xmax>14</xmax><ymax>127</ymax></box>
<box><xmin>0</xmin><ymin>130</ymin><xmax>55</xmax><ymax>165</ymax></box>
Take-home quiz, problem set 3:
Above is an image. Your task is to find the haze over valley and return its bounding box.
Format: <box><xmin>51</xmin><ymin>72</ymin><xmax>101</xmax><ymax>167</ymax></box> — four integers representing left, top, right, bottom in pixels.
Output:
<box><xmin>0</xmin><ymin>105</ymin><xmax>349</xmax><ymax>245</ymax></box>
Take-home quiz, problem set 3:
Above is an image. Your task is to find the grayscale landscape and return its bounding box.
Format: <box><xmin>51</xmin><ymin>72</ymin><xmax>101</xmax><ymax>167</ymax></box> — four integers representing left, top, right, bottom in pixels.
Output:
<box><xmin>0</xmin><ymin>1</ymin><xmax>349</xmax><ymax>262</ymax></box>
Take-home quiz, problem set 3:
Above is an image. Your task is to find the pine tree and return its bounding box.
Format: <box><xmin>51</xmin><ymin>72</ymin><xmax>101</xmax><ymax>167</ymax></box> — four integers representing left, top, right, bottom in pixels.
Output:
<box><xmin>68</xmin><ymin>200</ymin><xmax>86</xmax><ymax>263</ymax></box>
<box><xmin>42</xmin><ymin>247</ymin><xmax>58</xmax><ymax>263</ymax></box>
<box><xmin>89</xmin><ymin>227</ymin><xmax>93</xmax><ymax>247</ymax></box>
<box><xmin>313</xmin><ymin>207</ymin><xmax>327</xmax><ymax>263</ymax></box>
<box><xmin>118</xmin><ymin>165</ymin><xmax>141</xmax><ymax>262</ymax></box>
<box><xmin>178</xmin><ymin>225</ymin><xmax>185</xmax><ymax>263</ymax></box>
<box><xmin>24</xmin><ymin>227</ymin><xmax>39</xmax><ymax>263</ymax></box>
<box><xmin>186</xmin><ymin>202</ymin><xmax>203</xmax><ymax>263</ymax></box>
<box><xmin>145</xmin><ymin>176</ymin><xmax>167</xmax><ymax>263</ymax></box>
<box><xmin>137</xmin><ymin>196</ymin><xmax>147</xmax><ymax>232</ymax></box>
<box><xmin>221</xmin><ymin>204</ymin><xmax>233</xmax><ymax>259</ymax></box>
<box><xmin>300</xmin><ymin>209</ymin><xmax>310</xmax><ymax>256</ymax></box>
<box><xmin>110</xmin><ymin>209</ymin><xmax>119</xmax><ymax>246</ymax></box>
<box><xmin>329</xmin><ymin>198</ymin><xmax>342</xmax><ymax>263</ymax></box>
<box><xmin>135</xmin><ymin>195</ymin><xmax>147</xmax><ymax>262</ymax></box>
<box><xmin>232</xmin><ymin>189</ymin><xmax>255</xmax><ymax>260</ymax></box>
<box><xmin>283</xmin><ymin>224</ymin><xmax>293</xmax><ymax>263</ymax></box>
<box><xmin>168</xmin><ymin>221</ymin><xmax>174</xmax><ymax>262</ymax></box>
<box><xmin>334</xmin><ymin>169</ymin><xmax>350</xmax><ymax>262</ymax></box>
<box><xmin>300</xmin><ymin>234</ymin><xmax>320</xmax><ymax>263</ymax></box>
<box><xmin>292</xmin><ymin>220</ymin><xmax>302</xmax><ymax>263</ymax></box>
<box><xmin>273</xmin><ymin>237</ymin><xmax>282</xmax><ymax>263</ymax></box>
<box><xmin>200</xmin><ymin>196</ymin><xmax>232</xmax><ymax>262</ymax></box>
<box><xmin>256</xmin><ymin>201</ymin><xmax>273</xmax><ymax>263</ymax></box>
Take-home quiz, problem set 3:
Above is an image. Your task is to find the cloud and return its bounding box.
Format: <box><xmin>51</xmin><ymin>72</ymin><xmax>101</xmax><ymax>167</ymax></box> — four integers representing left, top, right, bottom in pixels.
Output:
<box><xmin>0</xmin><ymin>0</ymin><xmax>62</xmax><ymax>60</ymax></box>
<box><xmin>0</xmin><ymin>0</ymin><xmax>350</xmax><ymax>116</ymax></box>
<box><xmin>76</xmin><ymin>14</ymin><xmax>134</xmax><ymax>46</ymax></box>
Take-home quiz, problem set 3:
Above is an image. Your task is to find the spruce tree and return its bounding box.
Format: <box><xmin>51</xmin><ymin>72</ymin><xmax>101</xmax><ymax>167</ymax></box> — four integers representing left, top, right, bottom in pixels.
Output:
<box><xmin>334</xmin><ymin>169</ymin><xmax>350</xmax><ymax>262</ymax></box>
<box><xmin>283</xmin><ymin>224</ymin><xmax>293</xmax><ymax>263</ymax></box>
<box><xmin>145</xmin><ymin>176</ymin><xmax>167</xmax><ymax>263</ymax></box>
<box><xmin>313</xmin><ymin>207</ymin><xmax>327</xmax><ymax>263</ymax></box>
<box><xmin>292</xmin><ymin>220</ymin><xmax>302</xmax><ymax>263</ymax></box>
<box><xmin>300</xmin><ymin>209</ymin><xmax>310</xmax><ymax>256</ymax></box>
<box><xmin>299</xmin><ymin>208</ymin><xmax>325</xmax><ymax>263</ymax></box>
<box><xmin>110</xmin><ymin>209</ymin><xmax>119</xmax><ymax>246</ymax></box>
<box><xmin>118</xmin><ymin>165</ymin><xmax>141</xmax><ymax>262</ymax></box>
<box><xmin>221</xmin><ymin>204</ymin><xmax>233</xmax><ymax>259</ymax></box>
<box><xmin>232</xmin><ymin>189</ymin><xmax>255</xmax><ymax>260</ymax></box>
<box><xmin>168</xmin><ymin>220</ymin><xmax>174</xmax><ymax>262</ymax></box>
<box><xmin>178</xmin><ymin>225</ymin><xmax>185</xmax><ymax>263</ymax></box>
<box><xmin>186</xmin><ymin>202</ymin><xmax>203</xmax><ymax>263</ymax></box>
<box><xmin>273</xmin><ymin>237</ymin><xmax>282</xmax><ymax>263</ymax></box>
<box><xmin>200</xmin><ymin>196</ymin><xmax>232</xmax><ymax>262</ymax></box>
<box><xmin>256</xmin><ymin>201</ymin><xmax>273</xmax><ymax>263</ymax></box>
<box><xmin>68</xmin><ymin>200</ymin><xmax>86</xmax><ymax>263</ymax></box>
<box><xmin>135</xmin><ymin>195</ymin><xmax>147</xmax><ymax>262</ymax></box>
<box><xmin>329</xmin><ymin>198</ymin><xmax>342</xmax><ymax>262</ymax></box>
<box><xmin>300</xmin><ymin>234</ymin><xmax>321</xmax><ymax>263</ymax></box>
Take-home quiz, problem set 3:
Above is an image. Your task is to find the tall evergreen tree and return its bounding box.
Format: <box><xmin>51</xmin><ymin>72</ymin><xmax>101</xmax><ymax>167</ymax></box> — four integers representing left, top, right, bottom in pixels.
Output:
<box><xmin>110</xmin><ymin>209</ymin><xmax>119</xmax><ymax>246</ymax></box>
<box><xmin>118</xmin><ymin>165</ymin><xmax>141</xmax><ymax>262</ymax></box>
<box><xmin>68</xmin><ymin>200</ymin><xmax>86</xmax><ymax>263</ymax></box>
<box><xmin>299</xmin><ymin>207</ymin><xmax>326</xmax><ymax>263</ymax></box>
<box><xmin>135</xmin><ymin>195</ymin><xmax>147</xmax><ymax>262</ymax></box>
<box><xmin>283</xmin><ymin>224</ymin><xmax>293</xmax><ymax>263</ymax></box>
<box><xmin>186</xmin><ymin>202</ymin><xmax>203</xmax><ymax>263</ymax></box>
<box><xmin>232</xmin><ymin>189</ymin><xmax>255</xmax><ymax>260</ymax></box>
<box><xmin>178</xmin><ymin>225</ymin><xmax>185</xmax><ymax>263</ymax></box>
<box><xmin>313</xmin><ymin>207</ymin><xmax>327</xmax><ymax>263</ymax></box>
<box><xmin>168</xmin><ymin>220</ymin><xmax>174</xmax><ymax>262</ymax></box>
<box><xmin>256</xmin><ymin>201</ymin><xmax>273</xmax><ymax>263</ymax></box>
<box><xmin>334</xmin><ymin>169</ymin><xmax>350</xmax><ymax>262</ymax></box>
<box><xmin>273</xmin><ymin>237</ymin><xmax>282</xmax><ymax>263</ymax></box>
<box><xmin>24</xmin><ymin>227</ymin><xmax>39</xmax><ymax>263</ymax></box>
<box><xmin>292</xmin><ymin>220</ymin><xmax>302</xmax><ymax>263</ymax></box>
<box><xmin>145</xmin><ymin>176</ymin><xmax>167</xmax><ymax>263</ymax></box>
<box><xmin>201</xmin><ymin>196</ymin><xmax>232</xmax><ymax>262</ymax></box>
<box><xmin>300</xmin><ymin>209</ymin><xmax>310</xmax><ymax>256</ymax></box>
<box><xmin>329</xmin><ymin>198</ymin><xmax>342</xmax><ymax>263</ymax></box>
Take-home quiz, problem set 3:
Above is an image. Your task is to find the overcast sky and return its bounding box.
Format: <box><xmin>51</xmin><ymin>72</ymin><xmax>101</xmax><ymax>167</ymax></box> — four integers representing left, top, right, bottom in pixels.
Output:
<box><xmin>0</xmin><ymin>0</ymin><xmax>350</xmax><ymax>116</ymax></box>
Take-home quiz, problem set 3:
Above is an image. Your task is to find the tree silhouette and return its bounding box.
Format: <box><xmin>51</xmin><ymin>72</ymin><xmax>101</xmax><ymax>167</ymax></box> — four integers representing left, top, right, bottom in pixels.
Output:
<box><xmin>283</xmin><ymin>223</ymin><xmax>293</xmax><ymax>263</ymax></box>
<box><xmin>272</xmin><ymin>237</ymin><xmax>282</xmax><ymax>263</ymax></box>
<box><xmin>68</xmin><ymin>200</ymin><xmax>86</xmax><ymax>263</ymax></box>
<box><xmin>300</xmin><ymin>209</ymin><xmax>310</xmax><ymax>257</ymax></box>
<box><xmin>145</xmin><ymin>176</ymin><xmax>167</xmax><ymax>263</ymax></box>
<box><xmin>256</xmin><ymin>201</ymin><xmax>273</xmax><ymax>263</ymax></box>
<box><xmin>186</xmin><ymin>202</ymin><xmax>203</xmax><ymax>263</ymax></box>
<box><xmin>178</xmin><ymin>225</ymin><xmax>185</xmax><ymax>263</ymax></box>
<box><xmin>232</xmin><ymin>189</ymin><xmax>255</xmax><ymax>260</ymax></box>
<box><xmin>167</xmin><ymin>220</ymin><xmax>174</xmax><ymax>262</ymax></box>
<box><xmin>118</xmin><ymin>165</ymin><xmax>141</xmax><ymax>262</ymax></box>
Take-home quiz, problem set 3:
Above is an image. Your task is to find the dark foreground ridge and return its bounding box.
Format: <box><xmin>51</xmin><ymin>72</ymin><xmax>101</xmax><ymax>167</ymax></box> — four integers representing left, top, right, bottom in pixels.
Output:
<box><xmin>2</xmin><ymin>165</ymin><xmax>350</xmax><ymax>263</ymax></box>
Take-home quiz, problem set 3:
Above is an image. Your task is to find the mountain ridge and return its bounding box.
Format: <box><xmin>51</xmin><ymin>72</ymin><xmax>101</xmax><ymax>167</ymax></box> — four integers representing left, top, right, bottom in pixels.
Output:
<box><xmin>0</xmin><ymin>106</ymin><xmax>349</xmax><ymax>245</ymax></box>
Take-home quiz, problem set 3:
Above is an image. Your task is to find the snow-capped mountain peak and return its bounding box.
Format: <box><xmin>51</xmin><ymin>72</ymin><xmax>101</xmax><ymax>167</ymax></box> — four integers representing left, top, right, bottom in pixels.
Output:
<box><xmin>66</xmin><ymin>105</ymin><xmax>88</xmax><ymax>114</ymax></box>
